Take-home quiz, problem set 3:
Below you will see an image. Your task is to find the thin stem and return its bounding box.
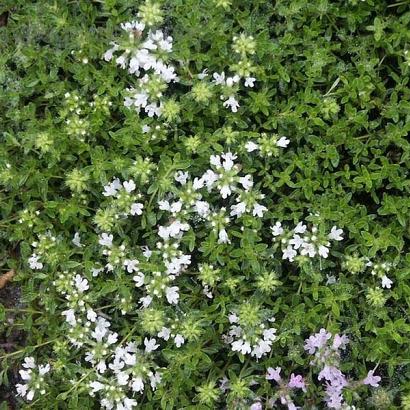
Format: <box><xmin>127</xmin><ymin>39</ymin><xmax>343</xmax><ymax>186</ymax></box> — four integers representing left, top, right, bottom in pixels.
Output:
<box><xmin>0</xmin><ymin>339</ymin><xmax>56</xmax><ymax>361</ymax></box>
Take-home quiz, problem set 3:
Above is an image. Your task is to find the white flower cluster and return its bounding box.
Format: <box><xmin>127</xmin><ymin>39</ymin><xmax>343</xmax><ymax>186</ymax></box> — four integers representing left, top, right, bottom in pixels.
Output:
<box><xmin>87</xmin><ymin>339</ymin><xmax>161</xmax><ymax>410</ymax></box>
<box><xmin>245</xmin><ymin>133</ymin><xmax>290</xmax><ymax>157</ymax></box>
<box><xmin>198</xmin><ymin>33</ymin><xmax>257</xmax><ymax>112</ymax></box>
<box><xmin>104</xmin><ymin>20</ymin><xmax>177</xmax><ymax>117</ymax></box>
<box><xmin>49</xmin><ymin>264</ymin><xmax>163</xmax><ymax>409</ymax></box>
<box><xmin>102</xmin><ymin>178</ymin><xmax>144</xmax><ymax>217</ymax></box>
<box><xmin>271</xmin><ymin>221</ymin><xmax>343</xmax><ymax>262</ymax></box>
<box><xmin>157</xmin><ymin>153</ymin><xmax>270</xmax><ymax>244</ymax></box>
<box><xmin>367</xmin><ymin>260</ymin><xmax>394</xmax><ymax>289</ymax></box>
<box><xmin>28</xmin><ymin>232</ymin><xmax>57</xmax><ymax>270</ymax></box>
<box><xmin>16</xmin><ymin>357</ymin><xmax>50</xmax><ymax>401</ymax></box>
<box><xmin>224</xmin><ymin>311</ymin><xmax>277</xmax><ymax>359</ymax></box>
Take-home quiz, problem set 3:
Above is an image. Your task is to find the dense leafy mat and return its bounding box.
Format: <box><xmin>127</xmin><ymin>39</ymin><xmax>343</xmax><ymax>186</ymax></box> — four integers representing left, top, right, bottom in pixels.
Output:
<box><xmin>1</xmin><ymin>0</ymin><xmax>410</xmax><ymax>408</ymax></box>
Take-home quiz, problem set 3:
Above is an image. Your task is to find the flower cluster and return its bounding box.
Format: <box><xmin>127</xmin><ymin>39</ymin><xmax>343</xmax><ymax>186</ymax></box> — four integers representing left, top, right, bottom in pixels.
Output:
<box><xmin>223</xmin><ymin>303</ymin><xmax>277</xmax><ymax>359</ymax></box>
<box><xmin>305</xmin><ymin>329</ymin><xmax>381</xmax><ymax>409</ymax></box>
<box><xmin>16</xmin><ymin>357</ymin><xmax>50</xmax><ymax>401</ymax></box>
<box><xmin>271</xmin><ymin>221</ymin><xmax>344</xmax><ymax>262</ymax></box>
<box><xmin>104</xmin><ymin>7</ymin><xmax>177</xmax><ymax>118</ymax></box>
<box><xmin>266</xmin><ymin>367</ymin><xmax>306</xmax><ymax>410</ymax></box>
<box><xmin>245</xmin><ymin>133</ymin><xmax>290</xmax><ymax>157</ymax></box>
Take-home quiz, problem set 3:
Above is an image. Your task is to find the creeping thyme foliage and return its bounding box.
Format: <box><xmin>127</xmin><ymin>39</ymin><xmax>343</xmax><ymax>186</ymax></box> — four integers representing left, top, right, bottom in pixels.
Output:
<box><xmin>1</xmin><ymin>0</ymin><xmax>410</xmax><ymax>408</ymax></box>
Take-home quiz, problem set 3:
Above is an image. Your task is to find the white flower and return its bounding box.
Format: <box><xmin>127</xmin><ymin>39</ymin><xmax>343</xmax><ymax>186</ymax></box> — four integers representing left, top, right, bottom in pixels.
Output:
<box><xmin>318</xmin><ymin>245</ymin><xmax>329</xmax><ymax>258</ymax></box>
<box><xmin>99</xmin><ymin>233</ymin><xmax>113</xmax><ymax>247</ymax></box>
<box><xmin>72</xmin><ymin>232</ymin><xmax>83</xmax><ymax>247</ymax></box>
<box><xmin>197</xmin><ymin>69</ymin><xmax>209</xmax><ymax>79</ymax></box>
<box><xmin>62</xmin><ymin>309</ymin><xmax>76</xmax><ymax>326</ymax></box>
<box><xmin>282</xmin><ymin>246</ymin><xmax>297</xmax><ymax>261</ymax></box>
<box><xmin>276</xmin><ymin>136</ymin><xmax>290</xmax><ymax>147</ymax></box>
<box><xmin>226</xmin><ymin>75</ymin><xmax>240</xmax><ymax>87</ymax></box>
<box><xmin>124</xmin><ymin>259</ymin><xmax>140</xmax><ymax>273</ymax></box>
<box><xmin>231</xmin><ymin>339</ymin><xmax>252</xmax><ymax>355</ymax></box>
<box><xmin>16</xmin><ymin>383</ymin><xmax>28</xmax><ymax>398</ymax></box>
<box><xmin>142</xmin><ymin>124</ymin><xmax>151</xmax><ymax>133</ymax></box>
<box><xmin>253</xmin><ymin>203</ymin><xmax>267</xmax><ymax>217</ymax></box>
<box><xmin>117</xmin><ymin>371</ymin><xmax>129</xmax><ymax>386</ymax></box>
<box><xmin>218</xmin><ymin>228</ymin><xmax>231</xmax><ymax>244</ymax></box>
<box><xmin>140</xmin><ymin>295</ymin><xmax>152</xmax><ymax>308</ymax></box>
<box><xmin>22</xmin><ymin>357</ymin><xmax>36</xmax><ymax>369</ymax></box>
<box><xmin>144</xmin><ymin>338</ymin><xmax>159</xmax><ymax>352</ymax></box>
<box><xmin>195</xmin><ymin>201</ymin><xmax>210</xmax><ymax>218</ymax></box>
<box><xmin>158</xmin><ymin>327</ymin><xmax>171</xmax><ymax>340</ymax></box>
<box><xmin>131</xmin><ymin>377</ymin><xmax>144</xmax><ymax>392</ymax></box>
<box><xmin>130</xmin><ymin>202</ymin><xmax>144</xmax><ymax>215</ymax></box>
<box><xmin>166</xmin><ymin>286</ymin><xmax>180</xmax><ymax>304</ymax></box>
<box><xmin>133</xmin><ymin>272</ymin><xmax>145</xmax><ymax>287</ymax></box>
<box><xmin>230</xmin><ymin>202</ymin><xmax>247</xmax><ymax>217</ymax></box>
<box><xmin>271</xmin><ymin>222</ymin><xmax>284</xmax><ymax>237</ymax></box>
<box><xmin>213</xmin><ymin>71</ymin><xmax>226</xmax><ymax>85</ymax></box>
<box><xmin>301</xmin><ymin>242</ymin><xmax>316</xmax><ymax>257</ymax></box>
<box><xmin>381</xmin><ymin>275</ymin><xmax>393</xmax><ymax>289</ymax></box>
<box><xmin>74</xmin><ymin>274</ymin><xmax>89</xmax><ymax>292</ymax></box>
<box><xmin>244</xmin><ymin>77</ymin><xmax>256</xmax><ymax>87</ymax></box>
<box><xmin>174</xmin><ymin>334</ymin><xmax>185</xmax><ymax>347</ymax></box>
<box><xmin>294</xmin><ymin>222</ymin><xmax>307</xmax><ymax>234</ymax></box>
<box><xmin>142</xmin><ymin>246</ymin><xmax>152</xmax><ymax>259</ymax></box>
<box><xmin>328</xmin><ymin>226</ymin><xmax>343</xmax><ymax>241</ymax></box>
<box><xmin>92</xmin><ymin>267</ymin><xmax>103</xmax><ymax>277</ymax></box>
<box><xmin>38</xmin><ymin>364</ymin><xmax>50</xmax><ymax>375</ymax></box>
<box><xmin>123</xmin><ymin>180</ymin><xmax>136</xmax><ymax>193</ymax></box>
<box><xmin>174</xmin><ymin>171</ymin><xmax>189</xmax><ymax>185</ymax></box>
<box><xmin>220</xmin><ymin>185</ymin><xmax>232</xmax><ymax>199</ymax></box>
<box><xmin>87</xmin><ymin>309</ymin><xmax>97</xmax><ymax>322</ymax></box>
<box><xmin>239</xmin><ymin>175</ymin><xmax>253</xmax><ymax>190</ymax></box>
<box><xmin>103</xmin><ymin>178</ymin><xmax>121</xmax><ymax>197</ymax></box>
<box><xmin>28</xmin><ymin>254</ymin><xmax>43</xmax><ymax>270</ymax></box>
<box><xmin>245</xmin><ymin>141</ymin><xmax>259</xmax><ymax>152</ymax></box>
<box><xmin>149</xmin><ymin>372</ymin><xmax>162</xmax><ymax>389</ymax></box>
<box><xmin>228</xmin><ymin>313</ymin><xmax>239</xmax><ymax>323</ymax></box>
<box><xmin>89</xmin><ymin>381</ymin><xmax>105</xmax><ymax>393</ymax></box>
<box><xmin>223</xmin><ymin>96</ymin><xmax>240</xmax><ymax>112</ymax></box>
<box><xmin>289</xmin><ymin>234</ymin><xmax>304</xmax><ymax>249</ymax></box>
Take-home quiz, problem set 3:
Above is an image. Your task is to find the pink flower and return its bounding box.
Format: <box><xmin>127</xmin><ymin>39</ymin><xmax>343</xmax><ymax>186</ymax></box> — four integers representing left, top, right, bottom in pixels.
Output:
<box><xmin>288</xmin><ymin>373</ymin><xmax>306</xmax><ymax>392</ymax></box>
<box><xmin>362</xmin><ymin>370</ymin><xmax>381</xmax><ymax>387</ymax></box>
<box><xmin>266</xmin><ymin>367</ymin><xmax>281</xmax><ymax>382</ymax></box>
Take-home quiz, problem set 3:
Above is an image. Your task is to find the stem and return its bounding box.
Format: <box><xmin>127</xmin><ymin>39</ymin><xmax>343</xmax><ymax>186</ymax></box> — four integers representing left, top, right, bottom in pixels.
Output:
<box><xmin>0</xmin><ymin>339</ymin><xmax>55</xmax><ymax>361</ymax></box>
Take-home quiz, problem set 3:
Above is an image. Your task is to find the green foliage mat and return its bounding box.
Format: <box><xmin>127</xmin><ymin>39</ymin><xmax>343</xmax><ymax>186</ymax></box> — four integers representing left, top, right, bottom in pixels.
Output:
<box><xmin>0</xmin><ymin>0</ymin><xmax>410</xmax><ymax>409</ymax></box>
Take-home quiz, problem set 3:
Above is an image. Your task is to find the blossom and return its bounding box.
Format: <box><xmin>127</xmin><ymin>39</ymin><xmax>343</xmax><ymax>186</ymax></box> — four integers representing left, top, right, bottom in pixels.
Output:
<box><xmin>266</xmin><ymin>367</ymin><xmax>281</xmax><ymax>382</ymax></box>
<box><xmin>288</xmin><ymin>373</ymin><xmax>306</xmax><ymax>392</ymax></box>
<box><xmin>245</xmin><ymin>141</ymin><xmax>259</xmax><ymax>152</ymax></box>
<box><xmin>174</xmin><ymin>334</ymin><xmax>185</xmax><ymax>347</ymax></box>
<box><xmin>328</xmin><ymin>226</ymin><xmax>343</xmax><ymax>241</ymax></box>
<box><xmin>218</xmin><ymin>228</ymin><xmax>230</xmax><ymax>244</ymax></box>
<box><xmin>72</xmin><ymin>232</ymin><xmax>83</xmax><ymax>247</ymax></box>
<box><xmin>276</xmin><ymin>136</ymin><xmax>290</xmax><ymax>147</ymax></box>
<box><xmin>28</xmin><ymin>254</ymin><xmax>43</xmax><ymax>270</ymax></box>
<box><xmin>244</xmin><ymin>77</ymin><xmax>256</xmax><ymax>87</ymax></box>
<box><xmin>223</xmin><ymin>96</ymin><xmax>240</xmax><ymax>112</ymax></box>
<box><xmin>123</xmin><ymin>179</ymin><xmax>136</xmax><ymax>193</ymax></box>
<box><xmin>99</xmin><ymin>233</ymin><xmax>113</xmax><ymax>247</ymax></box>
<box><xmin>130</xmin><ymin>202</ymin><xmax>144</xmax><ymax>215</ymax></box>
<box><xmin>381</xmin><ymin>275</ymin><xmax>393</xmax><ymax>289</ymax></box>
<box><xmin>212</xmin><ymin>71</ymin><xmax>226</xmax><ymax>85</ymax></box>
<box><xmin>166</xmin><ymin>286</ymin><xmax>180</xmax><ymax>304</ymax></box>
<box><xmin>271</xmin><ymin>222</ymin><xmax>284</xmax><ymax>237</ymax></box>
<box><xmin>282</xmin><ymin>246</ymin><xmax>297</xmax><ymax>262</ymax></box>
<box><xmin>144</xmin><ymin>338</ymin><xmax>159</xmax><ymax>353</ymax></box>
<box><xmin>362</xmin><ymin>370</ymin><xmax>381</xmax><ymax>387</ymax></box>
